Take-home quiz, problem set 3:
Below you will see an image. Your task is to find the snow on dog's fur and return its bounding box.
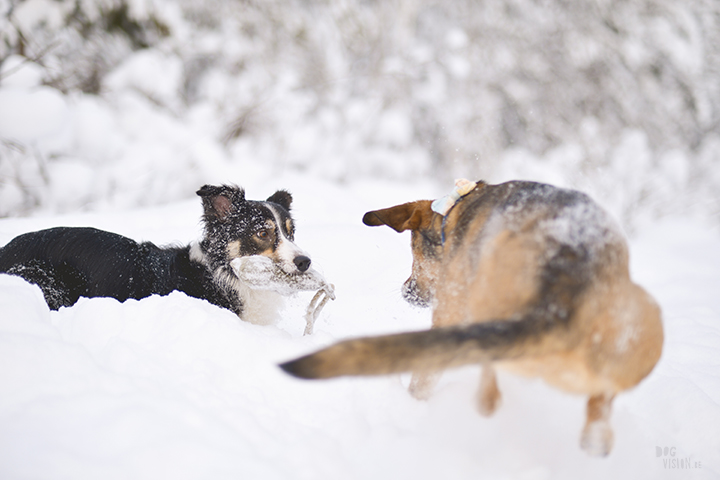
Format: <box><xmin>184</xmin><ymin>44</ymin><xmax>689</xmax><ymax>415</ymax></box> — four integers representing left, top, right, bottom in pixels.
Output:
<box><xmin>0</xmin><ymin>184</ymin><xmax>332</xmax><ymax>325</ymax></box>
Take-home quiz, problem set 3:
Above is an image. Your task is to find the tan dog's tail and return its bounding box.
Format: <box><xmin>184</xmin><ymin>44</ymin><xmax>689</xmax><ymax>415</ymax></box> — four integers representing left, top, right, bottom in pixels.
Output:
<box><xmin>280</xmin><ymin>315</ymin><xmax>565</xmax><ymax>379</ymax></box>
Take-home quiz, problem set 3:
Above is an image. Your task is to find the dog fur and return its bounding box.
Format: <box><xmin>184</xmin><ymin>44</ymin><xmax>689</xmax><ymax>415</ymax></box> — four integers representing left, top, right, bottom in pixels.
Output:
<box><xmin>281</xmin><ymin>180</ymin><xmax>663</xmax><ymax>456</ymax></box>
<box><xmin>0</xmin><ymin>184</ymin><xmax>325</xmax><ymax>324</ymax></box>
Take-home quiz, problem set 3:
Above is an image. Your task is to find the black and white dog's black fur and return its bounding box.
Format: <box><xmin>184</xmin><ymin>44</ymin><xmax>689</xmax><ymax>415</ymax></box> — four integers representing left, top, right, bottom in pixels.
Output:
<box><xmin>0</xmin><ymin>185</ymin><xmax>329</xmax><ymax>323</ymax></box>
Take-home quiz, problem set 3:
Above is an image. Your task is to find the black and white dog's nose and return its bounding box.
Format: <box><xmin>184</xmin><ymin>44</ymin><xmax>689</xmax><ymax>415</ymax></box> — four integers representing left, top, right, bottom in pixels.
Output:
<box><xmin>293</xmin><ymin>255</ymin><xmax>311</xmax><ymax>273</ymax></box>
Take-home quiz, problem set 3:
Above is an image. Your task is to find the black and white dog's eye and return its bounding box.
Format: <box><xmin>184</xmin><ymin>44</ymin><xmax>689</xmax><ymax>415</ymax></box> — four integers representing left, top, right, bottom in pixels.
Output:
<box><xmin>257</xmin><ymin>230</ymin><xmax>269</xmax><ymax>239</ymax></box>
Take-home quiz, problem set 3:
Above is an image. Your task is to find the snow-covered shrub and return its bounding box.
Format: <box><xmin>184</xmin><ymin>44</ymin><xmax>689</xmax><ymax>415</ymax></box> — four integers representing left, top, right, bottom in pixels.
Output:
<box><xmin>0</xmin><ymin>0</ymin><xmax>718</xmax><ymax>228</ymax></box>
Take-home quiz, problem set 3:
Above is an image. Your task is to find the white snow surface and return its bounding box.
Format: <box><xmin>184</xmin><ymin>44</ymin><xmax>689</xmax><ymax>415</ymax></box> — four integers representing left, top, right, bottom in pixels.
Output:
<box><xmin>0</xmin><ymin>175</ymin><xmax>718</xmax><ymax>480</ymax></box>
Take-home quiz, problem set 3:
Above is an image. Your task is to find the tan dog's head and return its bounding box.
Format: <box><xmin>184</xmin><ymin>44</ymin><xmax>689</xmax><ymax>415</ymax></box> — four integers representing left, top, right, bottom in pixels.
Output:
<box><xmin>363</xmin><ymin>201</ymin><xmax>443</xmax><ymax>307</ymax></box>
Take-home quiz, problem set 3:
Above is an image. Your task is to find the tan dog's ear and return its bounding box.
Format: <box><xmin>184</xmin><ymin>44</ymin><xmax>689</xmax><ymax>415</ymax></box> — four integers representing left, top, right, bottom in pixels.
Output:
<box><xmin>362</xmin><ymin>201</ymin><xmax>433</xmax><ymax>232</ymax></box>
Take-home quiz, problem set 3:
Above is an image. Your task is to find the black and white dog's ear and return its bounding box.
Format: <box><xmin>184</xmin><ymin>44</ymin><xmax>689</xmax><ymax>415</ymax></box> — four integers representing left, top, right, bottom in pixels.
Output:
<box><xmin>267</xmin><ymin>190</ymin><xmax>293</xmax><ymax>211</ymax></box>
<box><xmin>197</xmin><ymin>185</ymin><xmax>245</xmax><ymax>221</ymax></box>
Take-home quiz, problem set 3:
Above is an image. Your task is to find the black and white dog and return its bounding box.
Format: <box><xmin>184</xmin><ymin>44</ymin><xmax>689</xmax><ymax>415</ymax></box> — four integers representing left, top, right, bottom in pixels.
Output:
<box><xmin>0</xmin><ymin>185</ymin><xmax>333</xmax><ymax>325</ymax></box>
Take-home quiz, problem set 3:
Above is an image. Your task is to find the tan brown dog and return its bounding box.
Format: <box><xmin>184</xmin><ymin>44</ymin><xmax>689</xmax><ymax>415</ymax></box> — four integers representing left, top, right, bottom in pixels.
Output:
<box><xmin>281</xmin><ymin>180</ymin><xmax>663</xmax><ymax>456</ymax></box>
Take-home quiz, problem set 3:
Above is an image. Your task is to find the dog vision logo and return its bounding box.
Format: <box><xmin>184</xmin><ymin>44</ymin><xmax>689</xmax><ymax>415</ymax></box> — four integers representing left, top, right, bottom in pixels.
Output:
<box><xmin>656</xmin><ymin>446</ymin><xmax>702</xmax><ymax>470</ymax></box>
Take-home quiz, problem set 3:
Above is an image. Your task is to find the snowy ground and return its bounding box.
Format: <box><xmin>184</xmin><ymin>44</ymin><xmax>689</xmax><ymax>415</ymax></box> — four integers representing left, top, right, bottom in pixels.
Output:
<box><xmin>0</xmin><ymin>172</ymin><xmax>718</xmax><ymax>480</ymax></box>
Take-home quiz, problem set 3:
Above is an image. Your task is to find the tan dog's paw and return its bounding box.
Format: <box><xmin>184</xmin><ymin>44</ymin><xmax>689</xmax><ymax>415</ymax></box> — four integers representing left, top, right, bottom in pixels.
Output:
<box><xmin>476</xmin><ymin>390</ymin><xmax>501</xmax><ymax>417</ymax></box>
<box><xmin>580</xmin><ymin>419</ymin><xmax>614</xmax><ymax>457</ymax></box>
<box><xmin>408</xmin><ymin>372</ymin><xmax>439</xmax><ymax>400</ymax></box>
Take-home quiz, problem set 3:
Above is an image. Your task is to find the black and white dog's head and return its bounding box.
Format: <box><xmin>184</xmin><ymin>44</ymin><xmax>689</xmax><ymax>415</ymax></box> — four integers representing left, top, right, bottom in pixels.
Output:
<box><xmin>194</xmin><ymin>184</ymin><xmax>310</xmax><ymax>275</ymax></box>
<box><xmin>192</xmin><ymin>184</ymin><xmax>334</xmax><ymax>327</ymax></box>
<box><xmin>192</xmin><ymin>184</ymin><xmax>330</xmax><ymax>317</ymax></box>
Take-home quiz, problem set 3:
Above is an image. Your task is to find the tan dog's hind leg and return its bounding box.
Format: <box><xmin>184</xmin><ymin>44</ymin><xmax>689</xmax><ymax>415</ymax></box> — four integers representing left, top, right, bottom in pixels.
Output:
<box><xmin>580</xmin><ymin>392</ymin><xmax>615</xmax><ymax>457</ymax></box>
<box><xmin>476</xmin><ymin>364</ymin><xmax>502</xmax><ymax>416</ymax></box>
<box><xmin>409</xmin><ymin>371</ymin><xmax>440</xmax><ymax>400</ymax></box>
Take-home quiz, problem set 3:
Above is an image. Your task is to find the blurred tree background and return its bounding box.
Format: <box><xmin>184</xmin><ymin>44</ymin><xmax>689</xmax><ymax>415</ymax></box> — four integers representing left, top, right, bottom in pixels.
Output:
<box><xmin>1</xmin><ymin>0</ymin><xmax>719</xmax><ymax>228</ymax></box>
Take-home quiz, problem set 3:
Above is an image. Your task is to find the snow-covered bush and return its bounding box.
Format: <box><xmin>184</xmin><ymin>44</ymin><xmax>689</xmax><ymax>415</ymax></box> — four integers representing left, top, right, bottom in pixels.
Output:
<box><xmin>0</xmin><ymin>0</ymin><xmax>718</xmax><ymax>227</ymax></box>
